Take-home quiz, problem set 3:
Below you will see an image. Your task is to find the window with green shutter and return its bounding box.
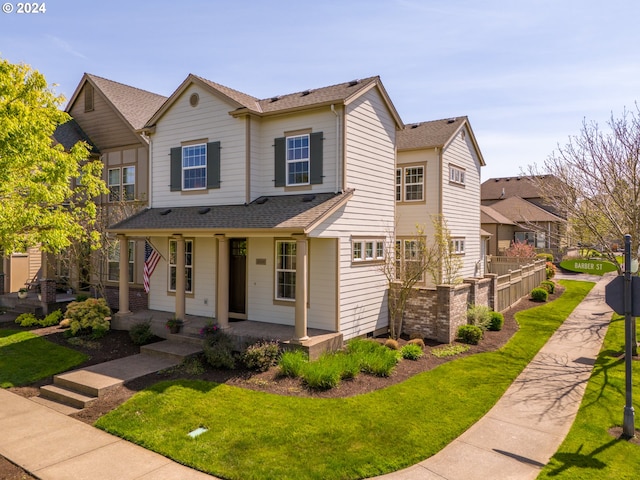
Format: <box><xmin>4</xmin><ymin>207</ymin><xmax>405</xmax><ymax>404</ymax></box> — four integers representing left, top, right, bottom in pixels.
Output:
<box><xmin>274</xmin><ymin>131</ymin><xmax>323</xmax><ymax>187</ymax></box>
<box><xmin>170</xmin><ymin>141</ymin><xmax>221</xmax><ymax>191</ymax></box>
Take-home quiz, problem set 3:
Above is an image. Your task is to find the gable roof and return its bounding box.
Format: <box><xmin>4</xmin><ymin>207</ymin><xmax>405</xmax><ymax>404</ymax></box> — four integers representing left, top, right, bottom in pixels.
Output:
<box><xmin>397</xmin><ymin>116</ymin><xmax>486</xmax><ymax>166</ymax></box>
<box><xmin>52</xmin><ymin>118</ymin><xmax>99</xmax><ymax>153</ymax></box>
<box><xmin>487</xmin><ymin>196</ymin><xmax>565</xmax><ymax>224</ymax></box>
<box><xmin>66</xmin><ymin>73</ymin><xmax>167</xmax><ymax>131</ymax></box>
<box><xmin>480</xmin><ymin>205</ymin><xmax>516</xmax><ymax>226</ymax></box>
<box><xmin>145</xmin><ymin>75</ymin><xmax>403</xmax><ymax>129</ymax></box>
<box><xmin>109</xmin><ymin>190</ymin><xmax>353</xmax><ymax>235</ymax></box>
<box><xmin>481</xmin><ymin>175</ymin><xmax>557</xmax><ymax>201</ymax></box>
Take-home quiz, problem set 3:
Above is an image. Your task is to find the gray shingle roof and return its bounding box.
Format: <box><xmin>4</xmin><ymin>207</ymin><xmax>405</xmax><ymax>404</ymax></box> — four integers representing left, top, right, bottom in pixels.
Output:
<box><xmin>85</xmin><ymin>74</ymin><xmax>167</xmax><ymax>130</ymax></box>
<box><xmin>481</xmin><ymin>175</ymin><xmax>557</xmax><ymax>201</ymax></box>
<box><xmin>480</xmin><ymin>205</ymin><xmax>516</xmax><ymax>225</ymax></box>
<box><xmin>397</xmin><ymin>116</ymin><xmax>468</xmax><ymax>150</ymax></box>
<box><xmin>487</xmin><ymin>196</ymin><xmax>565</xmax><ymax>223</ymax></box>
<box><xmin>53</xmin><ymin>119</ymin><xmax>98</xmax><ymax>153</ymax></box>
<box><xmin>109</xmin><ymin>191</ymin><xmax>353</xmax><ymax>233</ymax></box>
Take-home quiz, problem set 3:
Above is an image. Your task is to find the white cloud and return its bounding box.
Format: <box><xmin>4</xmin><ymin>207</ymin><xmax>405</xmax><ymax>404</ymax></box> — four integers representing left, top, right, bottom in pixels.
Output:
<box><xmin>44</xmin><ymin>35</ymin><xmax>86</xmax><ymax>60</ymax></box>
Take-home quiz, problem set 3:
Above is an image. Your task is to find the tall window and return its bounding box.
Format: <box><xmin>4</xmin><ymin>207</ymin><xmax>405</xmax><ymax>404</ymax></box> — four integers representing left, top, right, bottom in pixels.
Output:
<box><xmin>276</xmin><ymin>240</ymin><xmax>296</xmax><ymax>300</ymax></box>
<box><xmin>286</xmin><ymin>134</ymin><xmax>310</xmax><ymax>186</ymax></box>
<box><xmin>108</xmin><ymin>240</ymin><xmax>134</xmax><ymax>282</ymax></box>
<box><xmin>395</xmin><ymin>169</ymin><xmax>402</xmax><ymax>201</ymax></box>
<box><xmin>182</xmin><ymin>144</ymin><xmax>207</xmax><ymax>190</ymax></box>
<box><xmin>169</xmin><ymin>239</ymin><xmax>193</xmax><ymax>293</ymax></box>
<box><xmin>107</xmin><ymin>167</ymin><xmax>135</xmax><ymax>201</ymax></box>
<box><xmin>395</xmin><ymin>239</ymin><xmax>425</xmax><ymax>281</ymax></box>
<box><xmin>404</xmin><ymin>167</ymin><xmax>424</xmax><ymax>201</ymax></box>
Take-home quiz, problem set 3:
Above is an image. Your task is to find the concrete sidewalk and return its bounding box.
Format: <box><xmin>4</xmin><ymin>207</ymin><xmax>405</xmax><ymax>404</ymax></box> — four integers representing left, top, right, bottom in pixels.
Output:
<box><xmin>0</xmin><ymin>275</ymin><xmax>611</xmax><ymax>480</ymax></box>
<box><xmin>376</xmin><ymin>274</ymin><xmax>613</xmax><ymax>479</ymax></box>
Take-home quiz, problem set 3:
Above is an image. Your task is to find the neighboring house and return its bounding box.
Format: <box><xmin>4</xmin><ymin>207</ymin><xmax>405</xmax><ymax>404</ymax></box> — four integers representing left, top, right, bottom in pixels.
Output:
<box><xmin>396</xmin><ymin>117</ymin><xmax>487</xmax><ymax>284</ymax></box>
<box><xmin>481</xmin><ymin>176</ymin><xmax>567</xmax><ymax>256</ymax></box>
<box><xmin>61</xmin><ymin>73</ymin><xmax>167</xmax><ymax>307</ymax></box>
<box><xmin>480</xmin><ymin>204</ymin><xmax>517</xmax><ymax>257</ymax></box>
<box><xmin>109</xmin><ymin>75</ymin><xmax>403</xmax><ymax>342</ymax></box>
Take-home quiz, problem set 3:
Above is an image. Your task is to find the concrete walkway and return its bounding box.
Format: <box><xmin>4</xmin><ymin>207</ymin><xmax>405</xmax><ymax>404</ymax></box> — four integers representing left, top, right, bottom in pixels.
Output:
<box><xmin>376</xmin><ymin>274</ymin><xmax>613</xmax><ymax>479</ymax></box>
<box><xmin>0</xmin><ymin>275</ymin><xmax>612</xmax><ymax>480</ymax></box>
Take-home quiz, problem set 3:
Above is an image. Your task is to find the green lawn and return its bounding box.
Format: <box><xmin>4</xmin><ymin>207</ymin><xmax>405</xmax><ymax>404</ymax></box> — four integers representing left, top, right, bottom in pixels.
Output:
<box><xmin>96</xmin><ymin>280</ymin><xmax>593</xmax><ymax>480</ymax></box>
<box><xmin>0</xmin><ymin>329</ymin><xmax>88</xmax><ymax>387</ymax></box>
<box><xmin>537</xmin><ymin>314</ymin><xmax>640</xmax><ymax>479</ymax></box>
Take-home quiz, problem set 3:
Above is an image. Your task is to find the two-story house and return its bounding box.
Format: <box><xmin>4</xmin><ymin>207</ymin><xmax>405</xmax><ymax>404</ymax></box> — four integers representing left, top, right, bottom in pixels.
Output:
<box><xmin>109</xmin><ymin>74</ymin><xmax>403</xmax><ymax>343</ymax></box>
<box><xmin>63</xmin><ymin>73</ymin><xmax>167</xmax><ymax>307</ymax></box>
<box><xmin>396</xmin><ymin>117</ymin><xmax>486</xmax><ymax>285</ymax></box>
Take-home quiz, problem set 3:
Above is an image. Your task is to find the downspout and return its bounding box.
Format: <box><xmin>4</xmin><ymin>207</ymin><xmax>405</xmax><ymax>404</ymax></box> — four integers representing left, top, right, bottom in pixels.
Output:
<box><xmin>331</xmin><ymin>104</ymin><xmax>341</xmax><ymax>194</ymax></box>
<box><xmin>146</xmin><ymin>132</ymin><xmax>153</xmax><ymax>207</ymax></box>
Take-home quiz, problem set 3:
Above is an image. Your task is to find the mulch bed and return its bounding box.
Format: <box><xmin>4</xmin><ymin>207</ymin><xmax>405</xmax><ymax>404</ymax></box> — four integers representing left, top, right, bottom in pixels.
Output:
<box><xmin>0</xmin><ymin>288</ymin><xmax>561</xmax><ymax>478</ymax></box>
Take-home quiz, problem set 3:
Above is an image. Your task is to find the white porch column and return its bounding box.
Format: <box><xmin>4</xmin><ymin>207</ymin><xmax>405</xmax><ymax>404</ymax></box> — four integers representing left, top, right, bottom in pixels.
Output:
<box><xmin>293</xmin><ymin>235</ymin><xmax>309</xmax><ymax>342</ymax></box>
<box><xmin>174</xmin><ymin>234</ymin><xmax>186</xmax><ymax>320</ymax></box>
<box><xmin>216</xmin><ymin>235</ymin><xmax>229</xmax><ymax>329</ymax></box>
<box><xmin>117</xmin><ymin>234</ymin><xmax>130</xmax><ymax>315</ymax></box>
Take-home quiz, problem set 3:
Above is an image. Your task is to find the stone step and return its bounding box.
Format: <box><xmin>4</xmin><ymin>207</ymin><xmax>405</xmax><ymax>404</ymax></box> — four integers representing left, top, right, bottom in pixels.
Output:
<box><xmin>39</xmin><ymin>384</ymin><xmax>97</xmax><ymax>409</ymax></box>
<box><xmin>166</xmin><ymin>331</ymin><xmax>205</xmax><ymax>346</ymax></box>
<box><xmin>30</xmin><ymin>395</ymin><xmax>83</xmax><ymax>415</ymax></box>
<box><xmin>54</xmin><ymin>369</ymin><xmax>124</xmax><ymax>397</ymax></box>
<box><xmin>140</xmin><ymin>340</ymin><xmax>203</xmax><ymax>362</ymax></box>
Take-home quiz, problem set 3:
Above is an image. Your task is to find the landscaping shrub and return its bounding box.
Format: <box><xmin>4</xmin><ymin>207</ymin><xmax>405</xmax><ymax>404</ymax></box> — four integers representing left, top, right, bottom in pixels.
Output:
<box><xmin>346</xmin><ymin>338</ymin><xmax>399</xmax><ymax>377</ymax></box>
<box><xmin>401</xmin><ymin>343</ymin><xmax>424</xmax><ymax>360</ymax></box>
<box><xmin>64</xmin><ymin>298</ymin><xmax>111</xmax><ymax>339</ymax></box>
<box><xmin>540</xmin><ymin>280</ymin><xmax>556</xmax><ymax>294</ymax></box>
<box><xmin>332</xmin><ymin>351</ymin><xmax>361</xmax><ymax>380</ymax></box>
<box><xmin>241</xmin><ymin>340</ymin><xmax>281</xmax><ymax>372</ymax></box>
<box><xmin>300</xmin><ymin>358</ymin><xmax>342</xmax><ymax>390</ymax></box>
<box><xmin>278</xmin><ymin>350</ymin><xmax>308</xmax><ymax>377</ymax></box>
<box><xmin>530</xmin><ymin>287</ymin><xmax>549</xmax><ymax>302</ymax></box>
<box><xmin>202</xmin><ymin>330</ymin><xmax>236</xmax><ymax>369</ymax></box>
<box><xmin>488</xmin><ymin>311</ymin><xmax>504</xmax><ymax>331</ymax></box>
<box><xmin>467</xmin><ymin>304</ymin><xmax>492</xmax><ymax>330</ymax></box>
<box><xmin>457</xmin><ymin>324</ymin><xmax>483</xmax><ymax>345</ymax></box>
<box><xmin>536</xmin><ymin>253</ymin><xmax>554</xmax><ymax>262</ymax></box>
<box><xmin>384</xmin><ymin>338</ymin><xmax>399</xmax><ymax>350</ymax></box>
<box><xmin>129</xmin><ymin>322</ymin><xmax>155</xmax><ymax>345</ymax></box>
<box><xmin>431</xmin><ymin>344</ymin><xmax>470</xmax><ymax>357</ymax></box>
<box><xmin>75</xmin><ymin>293</ymin><xmax>90</xmax><ymax>302</ymax></box>
<box><xmin>407</xmin><ymin>337</ymin><xmax>425</xmax><ymax>348</ymax></box>
<box><xmin>545</xmin><ymin>261</ymin><xmax>557</xmax><ymax>279</ymax></box>
<box><xmin>41</xmin><ymin>309</ymin><xmax>63</xmax><ymax>327</ymax></box>
<box><xmin>15</xmin><ymin>313</ymin><xmax>39</xmax><ymax>327</ymax></box>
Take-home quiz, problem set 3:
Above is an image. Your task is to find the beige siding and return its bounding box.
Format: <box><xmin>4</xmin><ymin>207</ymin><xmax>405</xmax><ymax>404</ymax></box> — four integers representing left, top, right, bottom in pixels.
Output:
<box><xmin>101</xmin><ymin>145</ymin><xmax>148</xmax><ymax>204</ymax></box>
<box><xmin>69</xmin><ymin>84</ymin><xmax>141</xmax><ymax>149</ymax></box>
<box><xmin>441</xmin><ymin>126</ymin><xmax>483</xmax><ymax>278</ymax></box>
<box><xmin>150</xmin><ymin>84</ymin><xmax>248</xmax><ymax>208</ymax></box>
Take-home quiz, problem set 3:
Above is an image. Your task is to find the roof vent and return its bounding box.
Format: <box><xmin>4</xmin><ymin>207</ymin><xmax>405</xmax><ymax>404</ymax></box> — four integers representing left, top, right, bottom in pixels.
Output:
<box><xmin>255</xmin><ymin>197</ymin><xmax>268</xmax><ymax>205</ymax></box>
<box><xmin>159</xmin><ymin>209</ymin><xmax>172</xmax><ymax>216</ymax></box>
<box><xmin>270</xmin><ymin>96</ymin><xmax>280</xmax><ymax>102</ymax></box>
<box><xmin>411</xmin><ymin>123</ymin><xmax>419</xmax><ymax>129</ymax></box>
<box><xmin>302</xmin><ymin>194</ymin><xmax>316</xmax><ymax>202</ymax></box>
<box><xmin>348</xmin><ymin>79</ymin><xmax>360</xmax><ymax>87</ymax></box>
<box><xmin>198</xmin><ymin>207</ymin><xmax>211</xmax><ymax>214</ymax></box>
<box><xmin>301</xmin><ymin>89</ymin><xmax>312</xmax><ymax>96</ymax></box>
<box><xmin>447</xmin><ymin>117</ymin><xmax>457</xmax><ymax>124</ymax></box>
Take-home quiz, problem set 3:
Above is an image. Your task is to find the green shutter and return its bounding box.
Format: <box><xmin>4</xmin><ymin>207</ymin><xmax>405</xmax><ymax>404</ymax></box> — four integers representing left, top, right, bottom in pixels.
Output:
<box><xmin>207</xmin><ymin>141</ymin><xmax>221</xmax><ymax>189</ymax></box>
<box><xmin>170</xmin><ymin>147</ymin><xmax>182</xmax><ymax>191</ymax></box>
<box><xmin>310</xmin><ymin>131</ymin><xmax>323</xmax><ymax>184</ymax></box>
<box><xmin>274</xmin><ymin>137</ymin><xmax>286</xmax><ymax>187</ymax></box>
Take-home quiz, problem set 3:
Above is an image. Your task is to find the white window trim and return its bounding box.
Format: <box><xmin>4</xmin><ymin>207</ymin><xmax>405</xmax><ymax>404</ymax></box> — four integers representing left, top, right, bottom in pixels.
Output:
<box><xmin>286</xmin><ymin>134</ymin><xmax>310</xmax><ymax>187</ymax></box>
<box><xmin>275</xmin><ymin>240</ymin><xmax>296</xmax><ymax>301</ymax></box>
<box><xmin>108</xmin><ymin>166</ymin><xmax>136</xmax><ymax>201</ymax></box>
<box><xmin>351</xmin><ymin>239</ymin><xmax>385</xmax><ymax>264</ymax></box>
<box><xmin>168</xmin><ymin>239</ymin><xmax>194</xmax><ymax>293</ymax></box>
<box><xmin>449</xmin><ymin>165</ymin><xmax>466</xmax><ymax>186</ymax></box>
<box><xmin>182</xmin><ymin>144</ymin><xmax>207</xmax><ymax>191</ymax></box>
<box><xmin>451</xmin><ymin>238</ymin><xmax>466</xmax><ymax>255</ymax></box>
<box><xmin>122</xmin><ymin>166</ymin><xmax>135</xmax><ymax>200</ymax></box>
<box><xmin>395</xmin><ymin>168</ymin><xmax>402</xmax><ymax>201</ymax></box>
<box><xmin>396</xmin><ymin>165</ymin><xmax>425</xmax><ymax>202</ymax></box>
<box><xmin>107</xmin><ymin>239</ymin><xmax>134</xmax><ymax>283</ymax></box>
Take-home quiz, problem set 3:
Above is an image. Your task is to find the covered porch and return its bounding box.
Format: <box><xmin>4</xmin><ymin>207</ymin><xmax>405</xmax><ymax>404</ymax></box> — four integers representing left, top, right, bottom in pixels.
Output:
<box><xmin>112</xmin><ymin>309</ymin><xmax>343</xmax><ymax>360</ymax></box>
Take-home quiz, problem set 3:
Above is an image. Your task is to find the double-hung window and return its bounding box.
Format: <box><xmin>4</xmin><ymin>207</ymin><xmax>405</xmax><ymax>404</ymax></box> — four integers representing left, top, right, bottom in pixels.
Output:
<box><xmin>107</xmin><ymin>167</ymin><xmax>135</xmax><ymax>201</ymax></box>
<box><xmin>182</xmin><ymin>144</ymin><xmax>207</xmax><ymax>190</ymax></box>
<box><xmin>275</xmin><ymin>240</ymin><xmax>296</xmax><ymax>300</ymax></box>
<box><xmin>169</xmin><ymin>239</ymin><xmax>193</xmax><ymax>293</ymax></box>
<box><xmin>286</xmin><ymin>134</ymin><xmax>310</xmax><ymax>186</ymax></box>
<box><xmin>107</xmin><ymin>240</ymin><xmax>134</xmax><ymax>282</ymax></box>
<box><xmin>396</xmin><ymin>165</ymin><xmax>424</xmax><ymax>202</ymax></box>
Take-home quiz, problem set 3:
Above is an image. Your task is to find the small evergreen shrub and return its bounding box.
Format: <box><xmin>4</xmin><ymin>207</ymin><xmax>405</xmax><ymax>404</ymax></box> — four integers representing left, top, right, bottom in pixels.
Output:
<box><xmin>41</xmin><ymin>309</ymin><xmax>63</xmax><ymax>327</ymax></box>
<box><xmin>401</xmin><ymin>344</ymin><xmax>424</xmax><ymax>360</ymax></box>
<box><xmin>488</xmin><ymin>311</ymin><xmax>504</xmax><ymax>331</ymax></box>
<box><xmin>530</xmin><ymin>287</ymin><xmax>549</xmax><ymax>302</ymax></box>
<box><xmin>467</xmin><ymin>304</ymin><xmax>492</xmax><ymax>330</ymax></box>
<box><xmin>346</xmin><ymin>338</ymin><xmax>399</xmax><ymax>377</ymax></box>
<box><xmin>129</xmin><ymin>322</ymin><xmax>154</xmax><ymax>345</ymax></box>
<box><xmin>301</xmin><ymin>359</ymin><xmax>342</xmax><ymax>390</ymax></box>
<box><xmin>536</xmin><ymin>253</ymin><xmax>554</xmax><ymax>262</ymax></box>
<box><xmin>407</xmin><ymin>338</ymin><xmax>425</xmax><ymax>349</ymax></box>
<box><xmin>75</xmin><ymin>293</ymin><xmax>90</xmax><ymax>302</ymax></box>
<box><xmin>241</xmin><ymin>340</ymin><xmax>281</xmax><ymax>372</ymax></box>
<box><xmin>384</xmin><ymin>338</ymin><xmax>400</xmax><ymax>350</ymax></box>
<box><xmin>457</xmin><ymin>325</ymin><xmax>483</xmax><ymax>345</ymax></box>
<box><xmin>64</xmin><ymin>298</ymin><xmax>111</xmax><ymax>339</ymax></box>
<box><xmin>333</xmin><ymin>351</ymin><xmax>361</xmax><ymax>380</ymax></box>
<box><xmin>202</xmin><ymin>330</ymin><xmax>236</xmax><ymax>369</ymax></box>
<box><xmin>278</xmin><ymin>350</ymin><xmax>308</xmax><ymax>378</ymax></box>
<box><xmin>541</xmin><ymin>280</ymin><xmax>555</xmax><ymax>294</ymax></box>
<box><xmin>15</xmin><ymin>313</ymin><xmax>39</xmax><ymax>327</ymax></box>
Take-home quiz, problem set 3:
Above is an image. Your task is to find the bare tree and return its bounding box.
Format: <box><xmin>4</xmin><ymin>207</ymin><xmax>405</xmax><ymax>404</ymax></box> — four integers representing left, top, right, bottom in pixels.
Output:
<box><xmin>528</xmin><ymin>106</ymin><xmax>640</xmax><ymax>273</ymax></box>
<box><xmin>429</xmin><ymin>215</ymin><xmax>464</xmax><ymax>285</ymax></box>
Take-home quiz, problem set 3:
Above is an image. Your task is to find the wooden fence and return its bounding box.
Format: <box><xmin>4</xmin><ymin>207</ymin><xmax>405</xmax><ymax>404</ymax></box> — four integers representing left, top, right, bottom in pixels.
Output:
<box><xmin>494</xmin><ymin>259</ymin><xmax>547</xmax><ymax>312</ymax></box>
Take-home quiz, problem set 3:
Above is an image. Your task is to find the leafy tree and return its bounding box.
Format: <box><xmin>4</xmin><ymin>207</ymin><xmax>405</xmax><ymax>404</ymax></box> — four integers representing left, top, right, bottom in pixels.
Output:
<box><xmin>528</xmin><ymin>106</ymin><xmax>640</xmax><ymax>273</ymax></box>
<box><xmin>0</xmin><ymin>58</ymin><xmax>106</xmax><ymax>255</ymax></box>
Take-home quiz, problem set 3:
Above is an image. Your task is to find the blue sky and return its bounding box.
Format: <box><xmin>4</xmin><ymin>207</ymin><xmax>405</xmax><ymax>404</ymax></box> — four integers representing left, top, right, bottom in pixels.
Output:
<box><xmin>1</xmin><ymin>0</ymin><xmax>639</xmax><ymax>180</ymax></box>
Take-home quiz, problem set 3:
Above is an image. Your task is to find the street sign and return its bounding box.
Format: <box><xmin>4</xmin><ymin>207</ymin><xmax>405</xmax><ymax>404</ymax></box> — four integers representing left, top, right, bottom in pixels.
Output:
<box><xmin>605</xmin><ymin>275</ymin><xmax>640</xmax><ymax>316</ymax></box>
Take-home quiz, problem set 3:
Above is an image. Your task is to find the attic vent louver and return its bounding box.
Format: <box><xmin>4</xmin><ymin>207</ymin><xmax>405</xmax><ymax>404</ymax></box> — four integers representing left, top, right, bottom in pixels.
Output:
<box><xmin>301</xmin><ymin>89</ymin><xmax>312</xmax><ymax>96</ymax></box>
<box><xmin>159</xmin><ymin>209</ymin><xmax>172</xmax><ymax>216</ymax></box>
<box><xmin>302</xmin><ymin>194</ymin><xmax>316</xmax><ymax>202</ymax></box>
<box><xmin>198</xmin><ymin>207</ymin><xmax>211</xmax><ymax>214</ymax></box>
<box><xmin>348</xmin><ymin>79</ymin><xmax>359</xmax><ymax>87</ymax></box>
<box><xmin>447</xmin><ymin>118</ymin><xmax>457</xmax><ymax>124</ymax></box>
<box><xmin>270</xmin><ymin>96</ymin><xmax>280</xmax><ymax>102</ymax></box>
<box><xmin>255</xmin><ymin>197</ymin><xmax>268</xmax><ymax>205</ymax></box>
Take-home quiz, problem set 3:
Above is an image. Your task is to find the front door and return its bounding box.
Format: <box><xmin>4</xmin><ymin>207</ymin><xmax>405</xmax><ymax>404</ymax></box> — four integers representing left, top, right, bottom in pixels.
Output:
<box><xmin>229</xmin><ymin>238</ymin><xmax>247</xmax><ymax>317</ymax></box>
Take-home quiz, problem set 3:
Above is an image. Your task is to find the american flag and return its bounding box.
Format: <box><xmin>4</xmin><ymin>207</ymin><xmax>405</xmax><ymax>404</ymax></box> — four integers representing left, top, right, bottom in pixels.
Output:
<box><xmin>143</xmin><ymin>241</ymin><xmax>161</xmax><ymax>293</ymax></box>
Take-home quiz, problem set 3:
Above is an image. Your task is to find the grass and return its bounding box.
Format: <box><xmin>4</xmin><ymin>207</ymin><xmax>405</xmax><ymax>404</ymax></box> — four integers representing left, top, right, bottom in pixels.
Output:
<box><xmin>96</xmin><ymin>280</ymin><xmax>593</xmax><ymax>480</ymax></box>
<box><xmin>538</xmin><ymin>313</ymin><xmax>640</xmax><ymax>479</ymax></box>
<box><xmin>0</xmin><ymin>329</ymin><xmax>88</xmax><ymax>387</ymax></box>
<box><xmin>431</xmin><ymin>343</ymin><xmax>470</xmax><ymax>357</ymax></box>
